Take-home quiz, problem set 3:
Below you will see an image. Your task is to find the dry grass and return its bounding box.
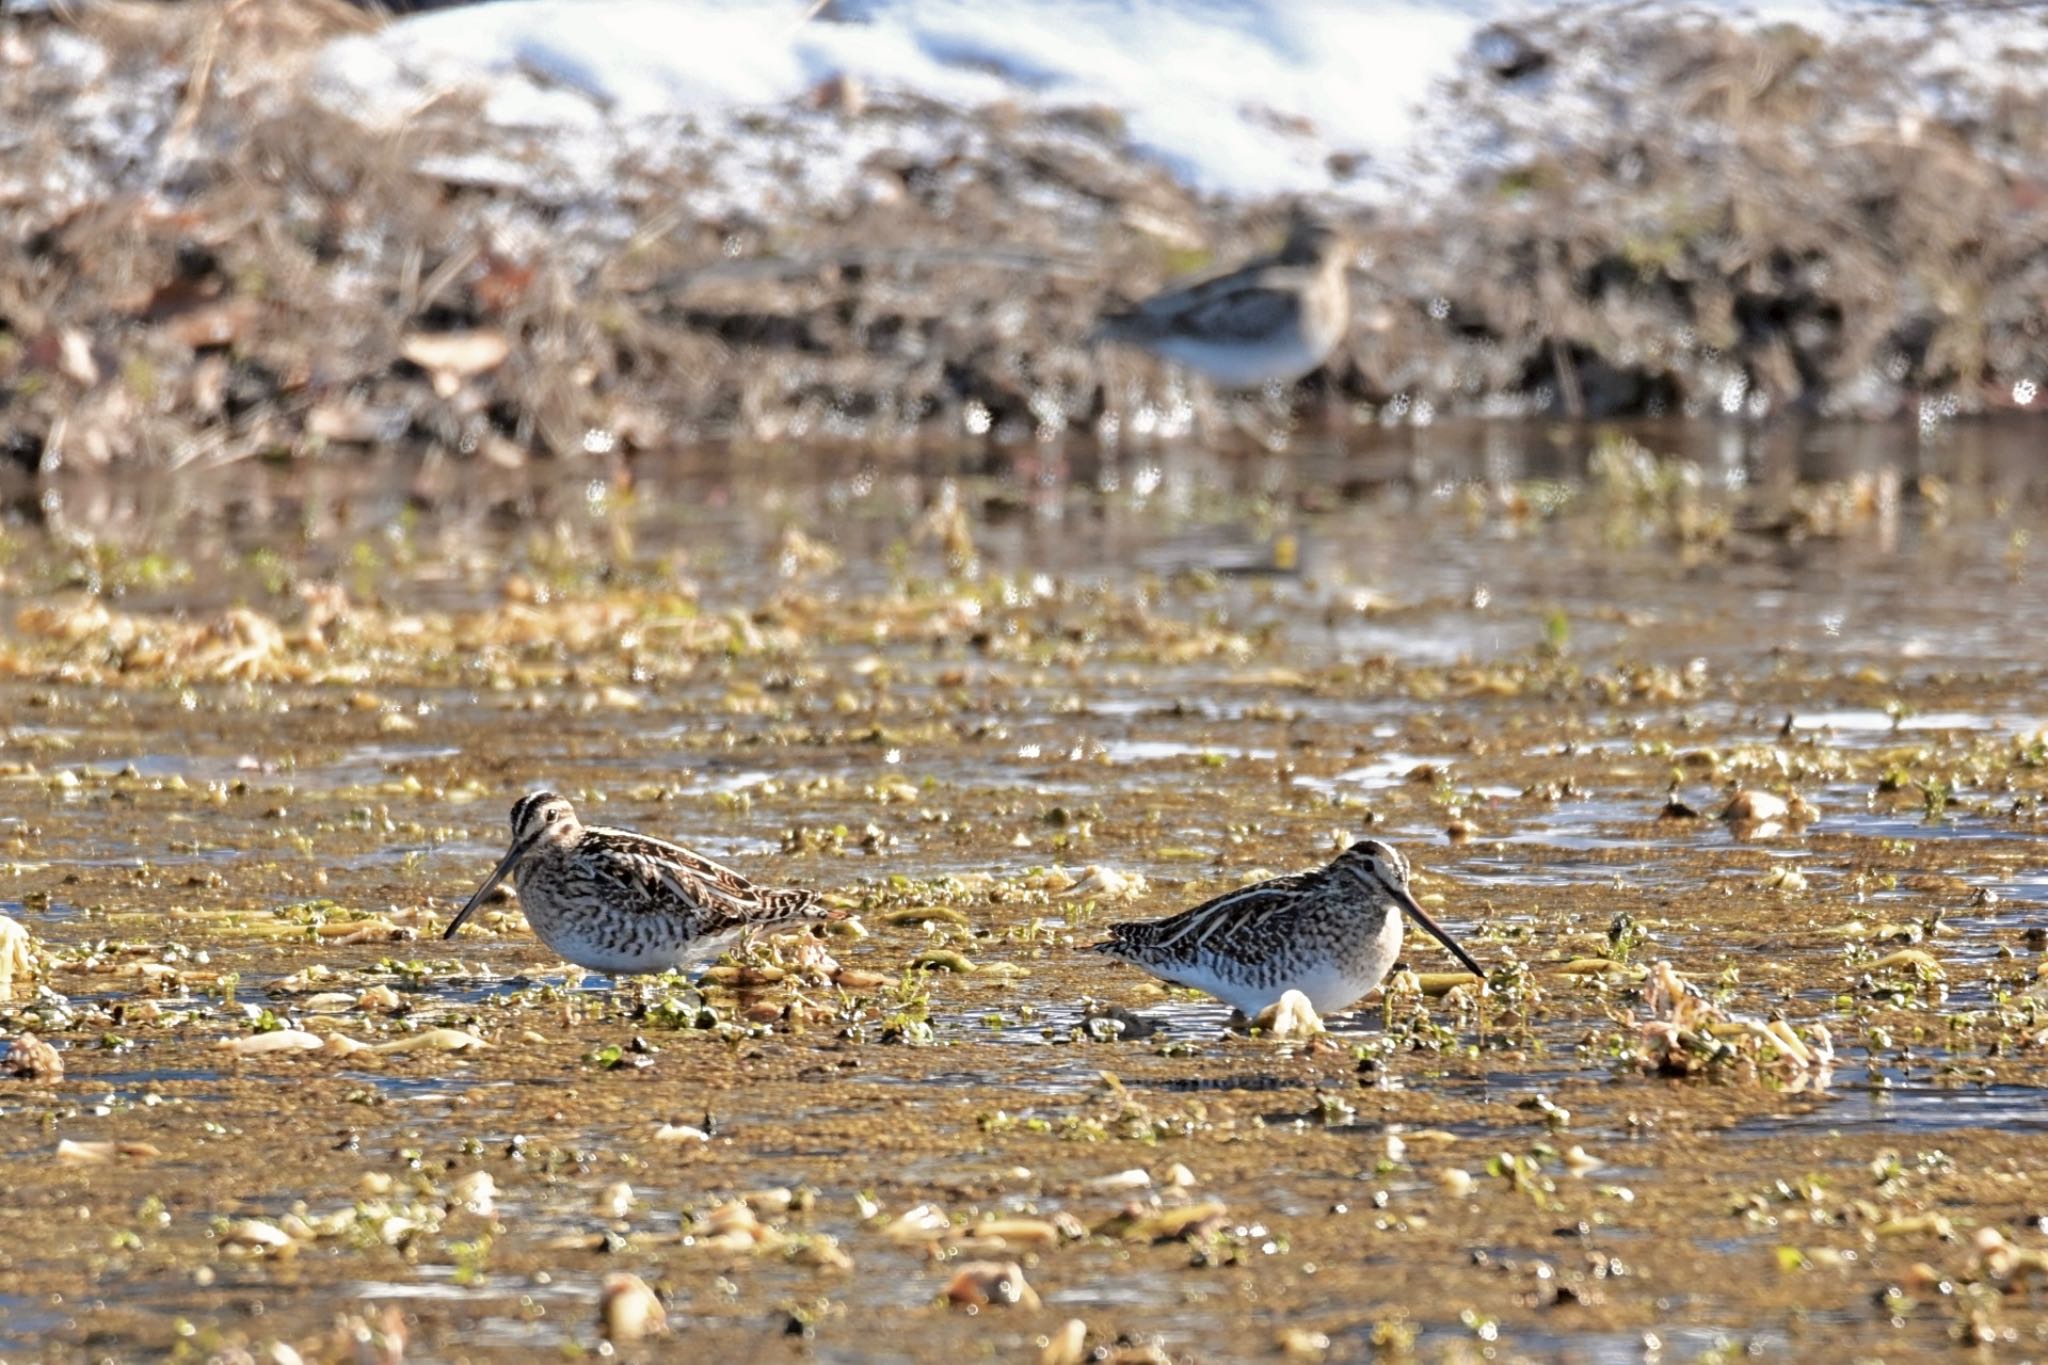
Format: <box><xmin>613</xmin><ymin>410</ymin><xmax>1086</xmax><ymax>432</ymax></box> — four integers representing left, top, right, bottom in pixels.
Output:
<box><xmin>3</xmin><ymin>0</ymin><xmax>2047</xmax><ymax>483</ymax></box>
<box><xmin>1355</xmin><ymin>8</ymin><xmax>2048</xmax><ymax>419</ymax></box>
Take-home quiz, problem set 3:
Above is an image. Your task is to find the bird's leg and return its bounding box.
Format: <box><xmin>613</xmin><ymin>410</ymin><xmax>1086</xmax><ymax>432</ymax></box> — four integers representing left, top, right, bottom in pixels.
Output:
<box><xmin>659</xmin><ymin>967</ymin><xmax>711</xmax><ymax>1019</ymax></box>
<box><xmin>1156</xmin><ymin>369</ymin><xmax>1202</xmax><ymax>443</ymax></box>
<box><xmin>1227</xmin><ymin>383</ymin><xmax>1295</xmax><ymax>454</ymax></box>
<box><xmin>614</xmin><ymin>973</ymin><xmax>647</xmax><ymax>1021</ymax></box>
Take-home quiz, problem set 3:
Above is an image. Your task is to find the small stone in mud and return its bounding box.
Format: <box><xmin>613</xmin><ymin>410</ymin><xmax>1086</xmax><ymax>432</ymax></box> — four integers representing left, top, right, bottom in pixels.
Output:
<box><xmin>1762</xmin><ymin>864</ymin><xmax>1809</xmax><ymax>893</ymax></box>
<box><xmin>597</xmin><ymin>1182</ymin><xmax>634</xmax><ymax>1219</ymax></box>
<box><xmin>1080</xmin><ymin>1002</ymin><xmax>1162</xmax><ymax>1041</ymax></box>
<box><xmin>743</xmin><ymin>1186</ymin><xmax>797</xmax><ymax>1215</ymax></box>
<box><xmin>451</xmin><ymin>1171</ymin><xmax>497</xmax><ymax>1217</ymax></box>
<box><xmin>601</xmin><ymin>1272</ymin><xmax>667</xmax><ymax>1341</ymax></box>
<box><xmin>1722</xmin><ymin>790</ymin><xmax>1819</xmax><ymax>826</ymax></box>
<box><xmin>1040</xmin><ymin>1319</ymin><xmax>1090</xmax><ymax>1365</ymax></box>
<box><xmin>220</xmin><ymin>1218</ymin><xmax>295</xmax><ymax>1255</ymax></box>
<box><xmin>1562</xmin><ymin>1146</ymin><xmax>1604</xmax><ymax>1177</ymax></box>
<box><xmin>1280</xmin><ymin>1327</ymin><xmax>1333</xmax><ymax>1359</ymax></box>
<box><xmin>946</xmin><ymin>1260</ymin><xmax>1041</xmax><ymax>1310</ymax></box>
<box><xmin>1721</xmin><ymin>789</ymin><xmax>1789</xmax><ymax>823</ymax></box>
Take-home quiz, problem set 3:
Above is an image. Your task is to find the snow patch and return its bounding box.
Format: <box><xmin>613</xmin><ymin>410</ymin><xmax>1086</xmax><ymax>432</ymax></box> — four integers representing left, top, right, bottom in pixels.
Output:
<box><xmin>315</xmin><ymin>0</ymin><xmax>1500</xmax><ymax>201</ymax></box>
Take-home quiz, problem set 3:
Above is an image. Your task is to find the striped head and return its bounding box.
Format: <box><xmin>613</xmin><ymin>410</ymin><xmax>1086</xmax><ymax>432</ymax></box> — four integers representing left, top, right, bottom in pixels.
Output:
<box><xmin>1332</xmin><ymin>838</ymin><xmax>1410</xmax><ymax>894</ymax></box>
<box><xmin>1277</xmin><ymin>208</ymin><xmax>1347</xmax><ymax>270</ymax></box>
<box><xmin>443</xmin><ymin>791</ymin><xmax>582</xmax><ymax>940</ymax></box>
<box><xmin>1331</xmin><ymin>838</ymin><xmax>1485</xmax><ymax>981</ymax></box>
<box><xmin>508</xmin><ymin>790</ymin><xmax>583</xmax><ymax>856</ymax></box>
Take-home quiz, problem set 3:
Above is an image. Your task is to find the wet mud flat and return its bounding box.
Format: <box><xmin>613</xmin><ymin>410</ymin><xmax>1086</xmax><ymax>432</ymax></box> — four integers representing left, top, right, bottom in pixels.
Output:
<box><xmin>2</xmin><ymin>432</ymin><xmax>2047</xmax><ymax>1361</ymax></box>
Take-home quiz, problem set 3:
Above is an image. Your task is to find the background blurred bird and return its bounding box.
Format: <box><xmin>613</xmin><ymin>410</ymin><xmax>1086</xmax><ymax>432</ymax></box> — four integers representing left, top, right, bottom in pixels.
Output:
<box><xmin>1093</xmin><ymin>207</ymin><xmax>1351</xmax><ymax>388</ymax></box>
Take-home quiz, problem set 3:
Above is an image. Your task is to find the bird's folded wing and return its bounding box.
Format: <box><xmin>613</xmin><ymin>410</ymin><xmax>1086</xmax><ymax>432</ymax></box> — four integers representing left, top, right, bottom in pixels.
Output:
<box><xmin>1132</xmin><ymin>871</ymin><xmax>1313</xmax><ymax>957</ymax></box>
<box><xmin>1161</xmin><ymin>277</ymin><xmax>1303</xmax><ymax>342</ymax></box>
<box><xmin>599</xmin><ymin>841</ymin><xmax>764</xmax><ymax>916</ymax></box>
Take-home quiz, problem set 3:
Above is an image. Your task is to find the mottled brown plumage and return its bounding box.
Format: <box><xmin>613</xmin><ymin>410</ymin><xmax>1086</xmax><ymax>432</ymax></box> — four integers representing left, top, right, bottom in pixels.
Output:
<box><xmin>444</xmin><ymin>792</ymin><xmax>836</xmax><ymax>975</ymax></box>
<box><xmin>1091</xmin><ymin>840</ymin><xmax>1482</xmax><ymax>1016</ymax></box>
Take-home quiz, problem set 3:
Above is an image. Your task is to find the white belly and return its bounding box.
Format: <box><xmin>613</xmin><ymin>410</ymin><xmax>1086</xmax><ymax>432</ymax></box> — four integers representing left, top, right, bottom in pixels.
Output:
<box><xmin>525</xmin><ymin>908</ymin><xmax>740</xmax><ymax>976</ymax></box>
<box><xmin>1146</xmin><ymin>327</ymin><xmax>1333</xmax><ymax>387</ymax></box>
<box><xmin>1153</xmin><ymin>912</ymin><xmax>1405</xmax><ymax>1017</ymax></box>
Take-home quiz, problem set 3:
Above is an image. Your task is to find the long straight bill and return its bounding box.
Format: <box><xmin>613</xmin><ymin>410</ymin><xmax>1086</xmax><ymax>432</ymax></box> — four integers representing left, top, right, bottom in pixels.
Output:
<box><xmin>443</xmin><ymin>838</ymin><xmax>534</xmax><ymax>939</ymax></box>
<box><xmin>1390</xmin><ymin>884</ymin><xmax>1486</xmax><ymax>981</ymax></box>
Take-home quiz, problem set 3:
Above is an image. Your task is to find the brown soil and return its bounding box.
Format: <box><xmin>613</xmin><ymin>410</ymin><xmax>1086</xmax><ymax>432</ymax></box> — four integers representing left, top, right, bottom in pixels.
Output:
<box><xmin>4</xmin><ymin>1</ymin><xmax>2048</xmax><ymax>485</ymax></box>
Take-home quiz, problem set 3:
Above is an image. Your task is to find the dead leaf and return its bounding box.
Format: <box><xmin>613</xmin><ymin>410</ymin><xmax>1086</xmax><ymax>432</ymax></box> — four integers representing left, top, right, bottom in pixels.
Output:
<box><xmin>401</xmin><ymin>330</ymin><xmax>510</xmax><ymax>395</ymax></box>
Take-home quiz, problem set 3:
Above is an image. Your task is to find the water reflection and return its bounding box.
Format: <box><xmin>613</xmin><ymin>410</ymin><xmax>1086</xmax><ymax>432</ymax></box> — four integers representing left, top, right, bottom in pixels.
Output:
<box><xmin>1730</xmin><ymin>1075</ymin><xmax>2048</xmax><ymax>1135</ymax></box>
<box><xmin>9</xmin><ymin>416</ymin><xmax>2047</xmax><ymax>554</ymax></box>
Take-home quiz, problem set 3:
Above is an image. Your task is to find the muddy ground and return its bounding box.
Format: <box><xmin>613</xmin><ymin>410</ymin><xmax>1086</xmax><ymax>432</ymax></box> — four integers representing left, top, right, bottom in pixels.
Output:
<box><xmin>0</xmin><ymin>431</ymin><xmax>2045</xmax><ymax>1360</ymax></box>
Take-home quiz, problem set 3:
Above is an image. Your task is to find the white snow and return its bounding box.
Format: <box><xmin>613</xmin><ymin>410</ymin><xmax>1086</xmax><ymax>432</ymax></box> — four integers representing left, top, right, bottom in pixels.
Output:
<box><xmin>315</xmin><ymin>0</ymin><xmax>1499</xmax><ymax>201</ymax></box>
<box><xmin>313</xmin><ymin>0</ymin><xmax>2048</xmax><ymax>205</ymax></box>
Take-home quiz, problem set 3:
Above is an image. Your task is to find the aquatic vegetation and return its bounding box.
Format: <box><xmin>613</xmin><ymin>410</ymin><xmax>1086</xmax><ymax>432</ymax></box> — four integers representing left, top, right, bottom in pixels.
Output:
<box><xmin>1</xmin><ymin>449</ymin><xmax>2046</xmax><ymax>1362</ymax></box>
<box><xmin>1634</xmin><ymin>962</ymin><xmax>1834</xmax><ymax>1082</ymax></box>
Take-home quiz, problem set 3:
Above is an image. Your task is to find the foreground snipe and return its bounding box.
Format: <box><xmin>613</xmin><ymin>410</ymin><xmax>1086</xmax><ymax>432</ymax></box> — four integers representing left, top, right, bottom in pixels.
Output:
<box><xmin>1090</xmin><ymin>840</ymin><xmax>1483</xmax><ymax>1017</ymax></box>
<box><xmin>1093</xmin><ymin>207</ymin><xmax>1350</xmax><ymax>388</ymax></box>
<box><xmin>443</xmin><ymin>792</ymin><xmax>836</xmax><ymax>975</ymax></box>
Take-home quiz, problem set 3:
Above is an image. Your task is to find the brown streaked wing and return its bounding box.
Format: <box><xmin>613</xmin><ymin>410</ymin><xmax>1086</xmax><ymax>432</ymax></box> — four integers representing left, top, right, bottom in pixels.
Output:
<box><xmin>582</xmin><ymin>827</ymin><xmax>769</xmax><ymax>916</ymax></box>
<box><xmin>1143</xmin><ymin>244</ymin><xmax>1289</xmax><ymax>303</ymax></box>
<box><xmin>703</xmin><ymin>885</ymin><xmax>832</xmax><ymax>934</ymax></box>
<box><xmin>1109</xmin><ymin>870</ymin><xmax>1319</xmax><ymax>961</ymax></box>
<box><xmin>1102</xmin><ymin>250</ymin><xmax>1283</xmax><ymax>332</ymax></box>
<box><xmin>1163</xmin><ymin>278</ymin><xmax>1303</xmax><ymax>344</ymax></box>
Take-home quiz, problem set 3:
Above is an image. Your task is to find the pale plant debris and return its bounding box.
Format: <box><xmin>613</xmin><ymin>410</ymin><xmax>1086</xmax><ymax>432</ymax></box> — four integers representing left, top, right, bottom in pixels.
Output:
<box><xmin>0</xmin><ymin>380</ymin><xmax>2043</xmax><ymax>1358</ymax></box>
<box><xmin>0</xmin><ymin>915</ymin><xmax>36</xmax><ymax>999</ymax></box>
<box><xmin>3</xmin><ymin>1030</ymin><xmax>62</xmax><ymax>1080</ymax></box>
<box><xmin>1635</xmin><ymin>960</ymin><xmax>1834</xmax><ymax>1083</ymax></box>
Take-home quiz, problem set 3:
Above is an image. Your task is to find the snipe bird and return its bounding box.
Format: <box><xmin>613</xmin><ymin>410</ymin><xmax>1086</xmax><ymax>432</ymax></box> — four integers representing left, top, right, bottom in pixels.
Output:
<box><xmin>443</xmin><ymin>791</ymin><xmax>837</xmax><ymax>975</ymax></box>
<box><xmin>1093</xmin><ymin>207</ymin><xmax>1351</xmax><ymax>388</ymax></box>
<box><xmin>1090</xmin><ymin>839</ymin><xmax>1482</xmax><ymax>1017</ymax></box>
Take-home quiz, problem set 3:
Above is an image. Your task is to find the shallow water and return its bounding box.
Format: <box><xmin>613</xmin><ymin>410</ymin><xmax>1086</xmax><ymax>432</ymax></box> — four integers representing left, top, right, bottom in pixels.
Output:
<box><xmin>1</xmin><ymin>423</ymin><xmax>2046</xmax><ymax>1360</ymax></box>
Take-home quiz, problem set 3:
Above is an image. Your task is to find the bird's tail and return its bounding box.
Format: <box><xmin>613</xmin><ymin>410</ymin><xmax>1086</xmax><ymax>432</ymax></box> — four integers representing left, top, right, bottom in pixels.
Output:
<box><xmin>1085</xmin><ymin>929</ymin><xmax>1138</xmax><ymax>957</ymax></box>
<box><xmin>757</xmin><ymin>890</ymin><xmax>844</xmax><ymax>926</ymax></box>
